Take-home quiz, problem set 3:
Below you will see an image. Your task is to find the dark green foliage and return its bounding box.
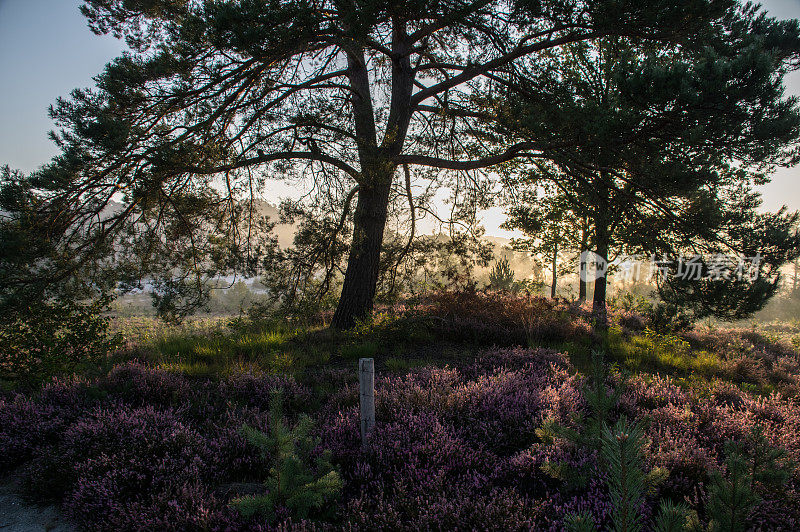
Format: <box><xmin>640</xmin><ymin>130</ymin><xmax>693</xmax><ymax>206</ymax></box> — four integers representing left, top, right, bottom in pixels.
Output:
<box><xmin>706</xmin><ymin>428</ymin><xmax>793</xmax><ymax>532</ymax></box>
<box><xmin>706</xmin><ymin>445</ymin><xmax>760</xmax><ymax>532</ymax></box>
<box><xmin>652</xmin><ymin>500</ymin><xmax>691</xmax><ymax>532</ymax></box>
<box><xmin>233</xmin><ymin>392</ymin><xmax>342</xmax><ymax>523</ymax></box>
<box><xmin>601</xmin><ymin>416</ymin><xmax>648</xmax><ymax>532</ymax></box>
<box><xmin>489</xmin><ymin>257</ymin><xmax>516</xmax><ymax>291</ymax></box>
<box><xmin>495</xmin><ymin>9</ymin><xmax>800</xmax><ymax>313</ymax></box>
<box><xmin>655</xmin><ymin>189</ymin><xmax>800</xmax><ymax>321</ymax></box>
<box><xmin>0</xmin><ymin>297</ymin><xmax>120</xmax><ymax>383</ymax></box>
<box><xmin>565</xmin><ymin>510</ymin><xmax>598</xmax><ymax>532</ymax></box>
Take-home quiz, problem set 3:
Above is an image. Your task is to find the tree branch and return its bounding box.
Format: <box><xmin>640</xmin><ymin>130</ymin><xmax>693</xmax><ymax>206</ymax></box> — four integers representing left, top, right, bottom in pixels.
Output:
<box><xmin>192</xmin><ymin>151</ymin><xmax>361</xmax><ymax>181</ymax></box>
<box><xmin>397</xmin><ymin>142</ymin><xmax>542</xmax><ymax>170</ymax></box>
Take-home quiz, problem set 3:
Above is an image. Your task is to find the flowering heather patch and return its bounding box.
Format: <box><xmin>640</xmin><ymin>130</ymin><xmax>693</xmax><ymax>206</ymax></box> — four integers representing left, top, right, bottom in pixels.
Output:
<box><xmin>2</xmin><ymin>334</ymin><xmax>800</xmax><ymax>529</ymax></box>
<box><xmin>684</xmin><ymin>327</ymin><xmax>800</xmax><ymax>395</ymax></box>
<box><xmin>406</xmin><ymin>290</ymin><xmax>596</xmax><ymax>346</ymax></box>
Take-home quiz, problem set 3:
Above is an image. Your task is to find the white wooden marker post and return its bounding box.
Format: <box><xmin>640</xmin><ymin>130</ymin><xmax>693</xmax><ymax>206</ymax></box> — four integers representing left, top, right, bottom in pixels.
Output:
<box><xmin>359</xmin><ymin>358</ymin><xmax>375</xmax><ymax>449</ymax></box>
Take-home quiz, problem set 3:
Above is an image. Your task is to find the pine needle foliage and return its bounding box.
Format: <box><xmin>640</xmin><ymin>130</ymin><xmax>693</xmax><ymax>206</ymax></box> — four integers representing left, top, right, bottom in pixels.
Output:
<box><xmin>652</xmin><ymin>500</ymin><xmax>692</xmax><ymax>532</ymax></box>
<box><xmin>601</xmin><ymin>416</ymin><xmax>647</xmax><ymax>532</ymax></box>
<box><xmin>553</xmin><ymin>352</ymin><xmax>690</xmax><ymax>531</ymax></box>
<box><xmin>232</xmin><ymin>391</ymin><xmax>342</xmax><ymax>523</ymax></box>
<box><xmin>489</xmin><ymin>257</ymin><xmax>516</xmax><ymax>291</ymax></box>
<box><xmin>706</xmin><ymin>427</ymin><xmax>792</xmax><ymax>532</ymax></box>
<box><xmin>565</xmin><ymin>510</ymin><xmax>598</xmax><ymax>532</ymax></box>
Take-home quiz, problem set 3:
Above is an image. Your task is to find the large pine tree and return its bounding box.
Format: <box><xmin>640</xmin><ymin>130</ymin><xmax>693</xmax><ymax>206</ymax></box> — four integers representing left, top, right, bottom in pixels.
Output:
<box><xmin>0</xmin><ymin>0</ymin><xmax>784</xmax><ymax>327</ymax></box>
<box><xmin>493</xmin><ymin>15</ymin><xmax>800</xmax><ymax>314</ymax></box>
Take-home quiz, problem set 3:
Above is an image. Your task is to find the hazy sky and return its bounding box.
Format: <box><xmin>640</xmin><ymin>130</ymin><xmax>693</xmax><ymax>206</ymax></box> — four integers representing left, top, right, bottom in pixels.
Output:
<box><xmin>1</xmin><ymin>0</ymin><xmax>799</xmax><ymax>237</ymax></box>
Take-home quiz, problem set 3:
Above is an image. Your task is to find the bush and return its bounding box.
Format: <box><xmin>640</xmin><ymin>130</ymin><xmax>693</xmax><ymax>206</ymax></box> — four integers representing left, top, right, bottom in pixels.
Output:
<box><xmin>2</xmin><ymin>335</ymin><xmax>800</xmax><ymax>530</ymax></box>
<box><xmin>410</xmin><ymin>290</ymin><xmax>595</xmax><ymax>346</ymax></box>
<box><xmin>233</xmin><ymin>392</ymin><xmax>342</xmax><ymax>523</ymax></box>
<box><xmin>0</xmin><ymin>298</ymin><xmax>119</xmax><ymax>383</ymax></box>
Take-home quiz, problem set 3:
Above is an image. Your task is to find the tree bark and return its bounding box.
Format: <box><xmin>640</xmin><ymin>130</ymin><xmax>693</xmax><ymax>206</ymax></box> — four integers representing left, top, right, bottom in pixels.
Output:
<box><xmin>578</xmin><ymin>221</ymin><xmax>588</xmax><ymax>302</ymax></box>
<box><xmin>550</xmin><ymin>243</ymin><xmax>558</xmax><ymax>299</ymax></box>
<box><xmin>330</xmin><ymin>45</ymin><xmax>394</xmax><ymax>329</ymax></box>
<box><xmin>592</xmin><ymin>218</ymin><xmax>610</xmax><ymax>328</ymax></box>
<box><xmin>579</xmin><ymin>270</ymin><xmax>587</xmax><ymax>302</ymax></box>
<box><xmin>593</xmin><ymin>263</ymin><xmax>607</xmax><ymax>311</ymax></box>
<box><xmin>331</xmin><ymin>179</ymin><xmax>393</xmax><ymax>329</ymax></box>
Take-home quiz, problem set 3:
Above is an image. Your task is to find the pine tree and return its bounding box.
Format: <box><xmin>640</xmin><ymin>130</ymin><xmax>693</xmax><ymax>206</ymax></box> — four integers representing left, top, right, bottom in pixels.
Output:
<box><xmin>2</xmin><ymin>0</ymin><xmax>785</xmax><ymax>327</ymax></box>
<box><xmin>601</xmin><ymin>416</ymin><xmax>648</xmax><ymax>532</ymax></box>
<box><xmin>652</xmin><ymin>500</ymin><xmax>691</xmax><ymax>532</ymax></box>
<box><xmin>495</xmin><ymin>12</ymin><xmax>800</xmax><ymax>315</ymax></box>
<box><xmin>233</xmin><ymin>392</ymin><xmax>342</xmax><ymax>523</ymax></box>
<box><xmin>706</xmin><ymin>428</ymin><xmax>792</xmax><ymax>532</ymax></box>
<box><xmin>489</xmin><ymin>257</ymin><xmax>516</xmax><ymax>291</ymax></box>
<box><xmin>565</xmin><ymin>511</ymin><xmax>598</xmax><ymax>532</ymax></box>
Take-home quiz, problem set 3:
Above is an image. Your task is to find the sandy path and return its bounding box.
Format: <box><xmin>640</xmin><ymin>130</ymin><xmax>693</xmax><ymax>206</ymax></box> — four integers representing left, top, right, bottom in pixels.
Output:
<box><xmin>0</xmin><ymin>481</ymin><xmax>74</xmax><ymax>532</ymax></box>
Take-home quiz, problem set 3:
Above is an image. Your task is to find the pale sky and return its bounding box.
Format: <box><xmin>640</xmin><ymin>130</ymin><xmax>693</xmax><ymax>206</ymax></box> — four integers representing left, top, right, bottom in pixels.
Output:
<box><xmin>1</xmin><ymin>0</ymin><xmax>798</xmax><ymax>238</ymax></box>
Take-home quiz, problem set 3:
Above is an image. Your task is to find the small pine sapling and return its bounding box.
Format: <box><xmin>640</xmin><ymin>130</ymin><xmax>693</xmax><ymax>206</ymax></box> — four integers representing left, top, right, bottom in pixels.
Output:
<box><xmin>652</xmin><ymin>499</ymin><xmax>691</xmax><ymax>532</ymax></box>
<box><xmin>706</xmin><ymin>443</ymin><xmax>758</xmax><ymax>532</ymax></box>
<box><xmin>538</xmin><ymin>350</ymin><xmax>625</xmax><ymax>489</ymax></box>
<box><xmin>706</xmin><ymin>427</ymin><xmax>792</xmax><ymax>532</ymax></box>
<box><xmin>564</xmin><ymin>510</ymin><xmax>598</xmax><ymax>532</ymax></box>
<box><xmin>232</xmin><ymin>391</ymin><xmax>342</xmax><ymax>523</ymax></box>
<box><xmin>547</xmin><ymin>352</ymin><xmax>684</xmax><ymax>531</ymax></box>
<box><xmin>489</xmin><ymin>257</ymin><xmax>516</xmax><ymax>291</ymax></box>
<box><xmin>601</xmin><ymin>416</ymin><xmax>647</xmax><ymax>532</ymax></box>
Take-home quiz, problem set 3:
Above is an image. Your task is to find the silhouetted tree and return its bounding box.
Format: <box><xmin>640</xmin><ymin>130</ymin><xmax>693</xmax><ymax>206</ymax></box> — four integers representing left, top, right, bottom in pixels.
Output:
<box><xmin>493</xmin><ymin>12</ymin><xmax>800</xmax><ymax>316</ymax></box>
<box><xmin>0</xmin><ymin>0</ymin><xmax>755</xmax><ymax>327</ymax></box>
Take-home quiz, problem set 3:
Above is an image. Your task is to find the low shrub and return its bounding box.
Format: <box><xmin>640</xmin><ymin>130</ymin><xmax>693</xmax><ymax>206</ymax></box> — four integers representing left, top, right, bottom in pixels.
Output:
<box><xmin>1</xmin><ymin>339</ymin><xmax>800</xmax><ymax>530</ymax></box>
<box><xmin>0</xmin><ymin>299</ymin><xmax>120</xmax><ymax>383</ymax></box>
<box><xmin>408</xmin><ymin>290</ymin><xmax>595</xmax><ymax>347</ymax></box>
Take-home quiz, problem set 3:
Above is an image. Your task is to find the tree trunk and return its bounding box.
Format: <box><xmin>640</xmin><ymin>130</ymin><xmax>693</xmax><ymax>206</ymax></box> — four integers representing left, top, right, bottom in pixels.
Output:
<box><xmin>579</xmin><ymin>271</ymin><xmax>587</xmax><ymax>302</ymax></box>
<box><xmin>592</xmin><ymin>220</ymin><xmax>610</xmax><ymax>327</ymax></box>
<box><xmin>593</xmin><ymin>265</ymin><xmax>607</xmax><ymax>311</ymax></box>
<box><xmin>550</xmin><ymin>243</ymin><xmax>558</xmax><ymax>299</ymax></box>
<box><xmin>331</xmin><ymin>179</ymin><xmax>392</xmax><ymax>329</ymax></box>
<box><xmin>578</xmin><ymin>221</ymin><xmax>588</xmax><ymax>302</ymax></box>
<box><xmin>331</xmin><ymin>44</ymin><xmax>395</xmax><ymax>330</ymax></box>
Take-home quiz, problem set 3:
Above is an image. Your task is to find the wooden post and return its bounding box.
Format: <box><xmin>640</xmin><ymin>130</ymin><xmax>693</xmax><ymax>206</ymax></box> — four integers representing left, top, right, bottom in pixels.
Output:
<box><xmin>359</xmin><ymin>358</ymin><xmax>375</xmax><ymax>449</ymax></box>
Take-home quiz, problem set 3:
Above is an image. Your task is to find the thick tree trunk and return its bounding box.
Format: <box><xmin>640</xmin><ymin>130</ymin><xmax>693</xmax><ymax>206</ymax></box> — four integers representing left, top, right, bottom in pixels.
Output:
<box><xmin>592</xmin><ymin>265</ymin><xmax>607</xmax><ymax>311</ymax></box>
<box><xmin>332</xmin><ymin>28</ymin><xmax>413</xmax><ymax>329</ymax></box>
<box><xmin>331</xmin><ymin>179</ymin><xmax>393</xmax><ymax>329</ymax></box>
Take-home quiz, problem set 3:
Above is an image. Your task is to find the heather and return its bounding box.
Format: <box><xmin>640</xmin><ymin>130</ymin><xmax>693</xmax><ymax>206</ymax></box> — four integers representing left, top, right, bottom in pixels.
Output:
<box><xmin>2</xmin><ymin>292</ymin><xmax>800</xmax><ymax>530</ymax></box>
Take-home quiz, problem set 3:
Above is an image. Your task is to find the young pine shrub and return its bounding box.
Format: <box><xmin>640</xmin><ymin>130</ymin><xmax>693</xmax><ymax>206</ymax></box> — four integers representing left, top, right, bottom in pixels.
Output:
<box><xmin>706</xmin><ymin>443</ymin><xmax>760</xmax><ymax>532</ymax></box>
<box><xmin>232</xmin><ymin>391</ymin><xmax>342</xmax><ymax>524</ymax></box>
<box><xmin>706</xmin><ymin>428</ymin><xmax>792</xmax><ymax>532</ymax></box>
<box><xmin>553</xmin><ymin>352</ymin><xmax>690</xmax><ymax>531</ymax></box>
<box><xmin>601</xmin><ymin>416</ymin><xmax>647</xmax><ymax>532</ymax></box>
<box><xmin>564</xmin><ymin>416</ymin><xmax>691</xmax><ymax>532</ymax></box>
<box><xmin>652</xmin><ymin>500</ymin><xmax>691</xmax><ymax>532</ymax></box>
<box><xmin>565</xmin><ymin>510</ymin><xmax>598</xmax><ymax>532</ymax></box>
